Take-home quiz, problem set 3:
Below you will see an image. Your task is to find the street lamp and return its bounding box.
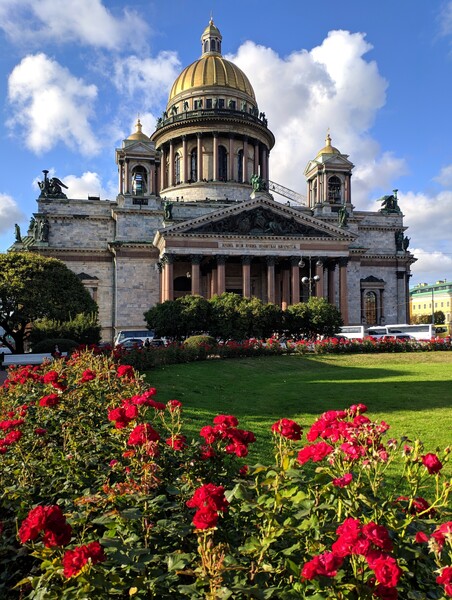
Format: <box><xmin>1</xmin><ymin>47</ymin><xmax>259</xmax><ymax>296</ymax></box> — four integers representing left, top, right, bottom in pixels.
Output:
<box><xmin>298</xmin><ymin>257</ymin><xmax>320</xmax><ymax>298</ymax></box>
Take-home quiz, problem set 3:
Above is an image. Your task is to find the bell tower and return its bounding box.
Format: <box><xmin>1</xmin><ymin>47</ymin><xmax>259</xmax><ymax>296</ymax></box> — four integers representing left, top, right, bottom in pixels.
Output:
<box><xmin>304</xmin><ymin>133</ymin><xmax>354</xmax><ymax>213</ymax></box>
<box><xmin>115</xmin><ymin>119</ymin><xmax>159</xmax><ymax>202</ymax></box>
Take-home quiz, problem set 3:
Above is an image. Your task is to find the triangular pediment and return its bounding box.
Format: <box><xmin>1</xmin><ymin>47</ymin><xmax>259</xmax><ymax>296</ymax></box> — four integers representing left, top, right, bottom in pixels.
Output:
<box><xmin>305</xmin><ymin>154</ymin><xmax>354</xmax><ymax>175</ymax></box>
<box><xmin>158</xmin><ymin>196</ymin><xmax>355</xmax><ymax>241</ymax></box>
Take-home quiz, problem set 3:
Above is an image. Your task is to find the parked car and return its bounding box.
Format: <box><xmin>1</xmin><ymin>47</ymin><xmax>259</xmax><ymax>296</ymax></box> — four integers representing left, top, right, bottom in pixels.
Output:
<box><xmin>117</xmin><ymin>338</ymin><xmax>144</xmax><ymax>350</ymax></box>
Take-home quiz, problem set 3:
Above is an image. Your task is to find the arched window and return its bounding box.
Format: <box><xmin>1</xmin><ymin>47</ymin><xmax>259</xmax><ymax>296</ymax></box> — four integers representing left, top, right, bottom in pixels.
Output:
<box><xmin>174</xmin><ymin>154</ymin><xmax>181</xmax><ymax>184</ymax></box>
<box><xmin>237</xmin><ymin>150</ymin><xmax>243</xmax><ymax>182</ymax></box>
<box><xmin>190</xmin><ymin>149</ymin><xmax>197</xmax><ymax>182</ymax></box>
<box><xmin>218</xmin><ymin>145</ymin><xmax>227</xmax><ymax>181</ymax></box>
<box><xmin>328</xmin><ymin>176</ymin><xmax>341</xmax><ymax>203</ymax></box>
<box><xmin>204</xmin><ymin>40</ymin><xmax>208</xmax><ymax>53</ymax></box>
<box><xmin>131</xmin><ymin>166</ymin><xmax>147</xmax><ymax>195</ymax></box>
<box><xmin>312</xmin><ymin>180</ymin><xmax>317</xmax><ymax>205</ymax></box>
<box><xmin>210</xmin><ymin>39</ymin><xmax>216</xmax><ymax>51</ymax></box>
<box><xmin>365</xmin><ymin>291</ymin><xmax>377</xmax><ymax>325</ymax></box>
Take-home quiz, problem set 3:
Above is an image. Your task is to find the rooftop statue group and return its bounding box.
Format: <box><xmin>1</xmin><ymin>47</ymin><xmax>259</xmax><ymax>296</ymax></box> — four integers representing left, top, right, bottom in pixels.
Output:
<box><xmin>379</xmin><ymin>189</ymin><xmax>401</xmax><ymax>214</ymax></box>
<box><xmin>38</xmin><ymin>170</ymin><xmax>68</xmax><ymax>199</ymax></box>
<box><xmin>250</xmin><ymin>174</ymin><xmax>267</xmax><ymax>192</ymax></box>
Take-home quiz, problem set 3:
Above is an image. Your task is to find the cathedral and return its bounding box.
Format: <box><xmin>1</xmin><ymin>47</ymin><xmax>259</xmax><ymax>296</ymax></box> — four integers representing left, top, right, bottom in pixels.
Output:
<box><xmin>12</xmin><ymin>20</ymin><xmax>415</xmax><ymax>342</ymax></box>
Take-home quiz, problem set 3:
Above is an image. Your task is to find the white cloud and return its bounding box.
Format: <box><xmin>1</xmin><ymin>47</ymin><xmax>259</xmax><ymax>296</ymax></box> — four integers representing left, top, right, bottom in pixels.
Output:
<box><xmin>7</xmin><ymin>53</ymin><xmax>100</xmax><ymax>155</ymax></box>
<box><xmin>439</xmin><ymin>1</ymin><xmax>452</xmax><ymax>37</ymax></box>
<box><xmin>112</xmin><ymin>52</ymin><xmax>181</xmax><ymax>106</ymax></box>
<box><xmin>0</xmin><ymin>0</ymin><xmax>148</xmax><ymax>51</ymax></box>
<box><xmin>434</xmin><ymin>163</ymin><xmax>452</xmax><ymax>186</ymax></box>
<box><xmin>0</xmin><ymin>194</ymin><xmax>25</xmax><ymax>235</ymax></box>
<box><xmin>410</xmin><ymin>248</ymin><xmax>452</xmax><ymax>286</ymax></box>
<box><xmin>229</xmin><ymin>31</ymin><xmax>407</xmax><ymax>206</ymax></box>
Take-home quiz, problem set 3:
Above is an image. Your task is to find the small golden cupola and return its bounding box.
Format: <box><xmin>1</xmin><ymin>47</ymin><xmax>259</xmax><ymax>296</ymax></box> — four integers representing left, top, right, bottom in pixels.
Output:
<box><xmin>127</xmin><ymin>118</ymin><xmax>151</xmax><ymax>142</ymax></box>
<box><xmin>201</xmin><ymin>17</ymin><xmax>222</xmax><ymax>55</ymax></box>
<box><xmin>316</xmin><ymin>133</ymin><xmax>341</xmax><ymax>157</ymax></box>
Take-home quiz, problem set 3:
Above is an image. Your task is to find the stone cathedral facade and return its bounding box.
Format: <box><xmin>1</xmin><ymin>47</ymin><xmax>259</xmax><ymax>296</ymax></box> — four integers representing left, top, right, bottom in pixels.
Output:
<box><xmin>12</xmin><ymin>20</ymin><xmax>415</xmax><ymax>342</ymax></box>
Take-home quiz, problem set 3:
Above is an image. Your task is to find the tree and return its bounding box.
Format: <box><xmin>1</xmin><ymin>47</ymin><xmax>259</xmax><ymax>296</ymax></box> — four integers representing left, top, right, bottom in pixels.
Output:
<box><xmin>0</xmin><ymin>253</ymin><xmax>98</xmax><ymax>353</ymax></box>
<box><xmin>144</xmin><ymin>295</ymin><xmax>212</xmax><ymax>341</ymax></box>
<box><xmin>209</xmin><ymin>293</ymin><xmax>249</xmax><ymax>341</ymax></box>
<box><xmin>412</xmin><ymin>311</ymin><xmax>445</xmax><ymax>325</ymax></box>
<box><xmin>29</xmin><ymin>313</ymin><xmax>101</xmax><ymax>347</ymax></box>
<box><xmin>285</xmin><ymin>297</ymin><xmax>343</xmax><ymax>339</ymax></box>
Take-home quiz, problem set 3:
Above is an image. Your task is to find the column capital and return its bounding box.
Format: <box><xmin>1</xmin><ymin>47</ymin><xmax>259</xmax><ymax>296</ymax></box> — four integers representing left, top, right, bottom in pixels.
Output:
<box><xmin>197</xmin><ymin>132</ymin><xmax>202</xmax><ymax>139</ymax></box>
<box><xmin>161</xmin><ymin>252</ymin><xmax>175</xmax><ymax>265</ymax></box>
<box><xmin>339</xmin><ymin>257</ymin><xmax>349</xmax><ymax>267</ymax></box>
<box><xmin>241</xmin><ymin>255</ymin><xmax>252</xmax><ymax>265</ymax></box>
<box><xmin>215</xmin><ymin>255</ymin><xmax>227</xmax><ymax>265</ymax></box>
<box><xmin>266</xmin><ymin>256</ymin><xmax>277</xmax><ymax>266</ymax></box>
<box><xmin>290</xmin><ymin>256</ymin><xmax>301</xmax><ymax>266</ymax></box>
<box><xmin>213</xmin><ymin>131</ymin><xmax>219</xmax><ymax>138</ymax></box>
<box><xmin>190</xmin><ymin>254</ymin><xmax>202</xmax><ymax>264</ymax></box>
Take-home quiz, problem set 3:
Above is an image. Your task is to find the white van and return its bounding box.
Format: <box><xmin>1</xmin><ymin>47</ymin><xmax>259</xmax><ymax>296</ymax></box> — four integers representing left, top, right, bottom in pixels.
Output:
<box><xmin>114</xmin><ymin>329</ymin><xmax>155</xmax><ymax>346</ymax></box>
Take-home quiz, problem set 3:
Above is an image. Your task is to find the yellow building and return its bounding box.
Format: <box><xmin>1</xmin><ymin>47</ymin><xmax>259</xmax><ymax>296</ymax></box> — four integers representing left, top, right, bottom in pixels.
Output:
<box><xmin>410</xmin><ymin>281</ymin><xmax>452</xmax><ymax>328</ymax></box>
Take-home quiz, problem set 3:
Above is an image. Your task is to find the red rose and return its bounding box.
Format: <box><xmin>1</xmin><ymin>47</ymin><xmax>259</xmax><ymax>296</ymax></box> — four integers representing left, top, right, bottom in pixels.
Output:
<box><xmin>34</xmin><ymin>428</ymin><xmax>47</xmax><ymax>436</ymax></box>
<box><xmin>166</xmin><ymin>435</ymin><xmax>186</xmax><ymax>450</ymax></box>
<box><xmin>422</xmin><ymin>453</ymin><xmax>443</xmax><ymax>475</ymax></box>
<box><xmin>271</xmin><ymin>418</ymin><xmax>302</xmax><ymax>441</ymax></box>
<box><xmin>62</xmin><ymin>541</ymin><xmax>106</xmax><ymax>578</ymax></box>
<box><xmin>362</xmin><ymin>522</ymin><xmax>393</xmax><ymax>552</ymax></box>
<box><xmin>80</xmin><ymin>369</ymin><xmax>96</xmax><ymax>382</ymax></box>
<box><xmin>127</xmin><ymin>423</ymin><xmax>160</xmax><ymax>446</ymax></box>
<box><xmin>298</xmin><ymin>441</ymin><xmax>333</xmax><ymax>465</ymax></box>
<box><xmin>192</xmin><ymin>506</ymin><xmax>218</xmax><ymax>529</ymax></box>
<box><xmin>373</xmin><ymin>584</ymin><xmax>398</xmax><ymax>599</ymax></box>
<box><xmin>39</xmin><ymin>394</ymin><xmax>60</xmax><ymax>407</ymax></box>
<box><xmin>369</xmin><ymin>554</ymin><xmax>402</xmax><ymax>588</ymax></box>
<box><xmin>199</xmin><ymin>425</ymin><xmax>218</xmax><ymax>444</ymax></box>
<box><xmin>19</xmin><ymin>505</ymin><xmax>72</xmax><ymax>547</ymax></box>
<box><xmin>301</xmin><ymin>552</ymin><xmax>343</xmax><ymax>579</ymax></box>
<box><xmin>43</xmin><ymin>371</ymin><xmax>59</xmax><ymax>383</ymax></box>
<box><xmin>415</xmin><ymin>531</ymin><xmax>429</xmax><ymax>543</ymax></box>
<box><xmin>117</xmin><ymin>365</ymin><xmax>134</xmax><ymax>379</ymax></box>
<box><xmin>213</xmin><ymin>414</ymin><xmax>238</xmax><ymax>428</ymax></box>
<box><xmin>437</xmin><ymin>566</ymin><xmax>452</xmax><ymax>597</ymax></box>
<box><xmin>333</xmin><ymin>473</ymin><xmax>353</xmax><ymax>487</ymax></box>
<box><xmin>186</xmin><ymin>483</ymin><xmax>228</xmax><ymax>512</ymax></box>
<box><xmin>167</xmin><ymin>399</ymin><xmax>182</xmax><ymax>412</ymax></box>
<box><xmin>200</xmin><ymin>445</ymin><xmax>215</xmax><ymax>460</ymax></box>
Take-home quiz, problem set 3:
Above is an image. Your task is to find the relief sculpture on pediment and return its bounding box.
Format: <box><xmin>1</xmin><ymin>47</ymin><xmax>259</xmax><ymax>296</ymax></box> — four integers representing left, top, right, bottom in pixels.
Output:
<box><xmin>190</xmin><ymin>208</ymin><xmax>329</xmax><ymax>237</ymax></box>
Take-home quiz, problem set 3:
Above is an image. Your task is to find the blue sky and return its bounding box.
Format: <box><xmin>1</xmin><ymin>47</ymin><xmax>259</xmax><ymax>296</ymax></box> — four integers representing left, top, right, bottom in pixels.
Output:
<box><xmin>1</xmin><ymin>0</ymin><xmax>452</xmax><ymax>286</ymax></box>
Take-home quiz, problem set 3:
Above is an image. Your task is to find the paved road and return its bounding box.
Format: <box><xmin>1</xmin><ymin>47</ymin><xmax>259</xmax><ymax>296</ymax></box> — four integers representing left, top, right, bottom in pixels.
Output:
<box><xmin>0</xmin><ymin>370</ymin><xmax>8</xmax><ymax>385</ymax></box>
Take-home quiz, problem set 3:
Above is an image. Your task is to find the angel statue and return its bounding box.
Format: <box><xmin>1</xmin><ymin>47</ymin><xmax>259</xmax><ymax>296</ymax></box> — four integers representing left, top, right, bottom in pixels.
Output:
<box><xmin>38</xmin><ymin>170</ymin><xmax>68</xmax><ymax>199</ymax></box>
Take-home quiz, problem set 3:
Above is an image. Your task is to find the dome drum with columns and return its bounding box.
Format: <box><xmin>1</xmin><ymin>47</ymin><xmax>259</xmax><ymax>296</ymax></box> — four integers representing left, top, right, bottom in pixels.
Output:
<box><xmin>12</xmin><ymin>19</ymin><xmax>415</xmax><ymax>342</ymax></box>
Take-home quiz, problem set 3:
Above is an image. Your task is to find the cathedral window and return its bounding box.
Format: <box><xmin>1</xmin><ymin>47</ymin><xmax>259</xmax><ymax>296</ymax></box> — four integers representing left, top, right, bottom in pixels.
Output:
<box><xmin>175</xmin><ymin>154</ymin><xmax>181</xmax><ymax>184</ymax></box>
<box><xmin>210</xmin><ymin>39</ymin><xmax>216</xmax><ymax>51</ymax></box>
<box><xmin>237</xmin><ymin>150</ymin><xmax>243</xmax><ymax>182</ymax></box>
<box><xmin>364</xmin><ymin>291</ymin><xmax>377</xmax><ymax>325</ymax></box>
<box><xmin>131</xmin><ymin>166</ymin><xmax>147</xmax><ymax>195</ymax></box>
<box><xmin>206</xmin><ymin>99</ymin><xmax>212</xmax><ymax>109</ymax></box>
<box><xmin>218</xmin><ymin>146</ymin><xmax>227</xmax><ymax>181</ymax></box>
<box><xmin>328</xmin><ymin>176</ymin><xmax>342</xmax><ymax>203</ymax></box>
<box><xmin>218</xmin><ymin>99</ymin><xmax>225</xmax><ymax>109</ymax></box>
<box><xmin>190</xmin><ymin>149</ymin><xmax>197</xmax><ymax>182</ymax></box>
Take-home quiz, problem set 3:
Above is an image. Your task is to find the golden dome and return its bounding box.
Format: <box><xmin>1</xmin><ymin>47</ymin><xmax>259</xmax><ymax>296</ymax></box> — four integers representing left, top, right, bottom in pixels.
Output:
<box><xmin>316</xmin><ymin>133</ymin><xmax>341</xmax><ymax>157</ymax></box>
<box><xmin>168</xmin><ymin>20</ymin><xmax>255</xmax><ymax>103</ymax></box>
<box><xmin>127</xmin><ymin>118</ymin><xmax>150</xmax><ymax>141</ymax></box>
<box><xmin>169</xmin><ymin>55</ymin><xmax>255</xmax><ymax>102</ymax></box>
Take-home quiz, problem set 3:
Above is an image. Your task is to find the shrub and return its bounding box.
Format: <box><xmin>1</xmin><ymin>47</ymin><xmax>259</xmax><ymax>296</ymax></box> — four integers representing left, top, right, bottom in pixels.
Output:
<box><xmin>0</xmin><ymin>350</ymin><xmax>450</xmax><ymax>599</ymax></box>
<box><xmin>31</xmin><ymin>338</ymin><xmax>79</xmax><ymax>353</ymax></box>
<box><xmin>183</xmin><ymin>335</ymin><xmax>217</xmax><ymax>349</ymax></box>
<box><xmin>29</xmin><ymin>313</ymin><xmax>101</xmax><ymax>347</ymax></box>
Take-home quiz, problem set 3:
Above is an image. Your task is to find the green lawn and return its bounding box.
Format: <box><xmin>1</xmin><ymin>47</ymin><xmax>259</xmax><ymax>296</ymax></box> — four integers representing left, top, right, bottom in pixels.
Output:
<box><xmin>145</xmin><ymin>353</ymin><xmax>452</xmax><ymax>465</ymax></box>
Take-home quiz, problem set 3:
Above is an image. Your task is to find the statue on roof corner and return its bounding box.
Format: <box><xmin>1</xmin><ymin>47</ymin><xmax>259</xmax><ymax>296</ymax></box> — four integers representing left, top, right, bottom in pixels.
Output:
<box><xmin>379</xmin><ymin>189</ymin><xmax>401</xmax><ymax>214</ymax></box>
<box><xmin>38</xmin><ymin>170</ymin><xmax>68</xmax><ymax>199</ymax></box>
<box><xmin>250</xmin><ymin>174</ymin><xmax>266</xmax><ymax>192</ymax></box>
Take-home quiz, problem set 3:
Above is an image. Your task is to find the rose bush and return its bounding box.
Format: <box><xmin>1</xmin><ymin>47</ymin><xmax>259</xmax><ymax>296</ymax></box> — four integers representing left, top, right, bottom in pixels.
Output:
<box><xmin>0</xmin><ymin>349</ymin><xmax>450</xmax><ymax>599</ymax></box>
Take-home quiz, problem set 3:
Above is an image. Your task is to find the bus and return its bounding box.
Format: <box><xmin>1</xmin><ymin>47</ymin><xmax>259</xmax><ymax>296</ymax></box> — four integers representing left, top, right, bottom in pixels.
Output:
<box><xmin>114</xmin><ymin>329</ymin><xmax>155</xmax><ymax>346</ymax></box>
<box><xmin>367</xmin><ymin>323</ymin><xmax>437</xmax><ymax>341</ymax></box>
<box><xmin>339</xmin><ymin>325</ymin><xmax>367</xmax><ymax>339</ymax></box>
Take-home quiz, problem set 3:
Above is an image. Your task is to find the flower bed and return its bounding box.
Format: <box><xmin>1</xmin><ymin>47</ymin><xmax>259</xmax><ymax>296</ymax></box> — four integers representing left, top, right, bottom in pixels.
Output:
<box><xmin>0</xmin><ymin>350</ymin><xmax>450</xmax><ymax>598</ymax></box>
